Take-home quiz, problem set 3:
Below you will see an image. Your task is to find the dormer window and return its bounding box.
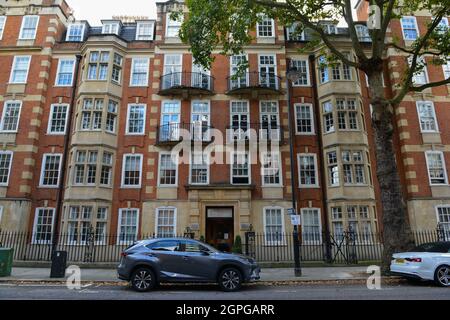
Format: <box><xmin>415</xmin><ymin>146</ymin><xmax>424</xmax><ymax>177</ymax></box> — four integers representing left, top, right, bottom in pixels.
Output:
<box><xmin>355</xmin><ymin>25</ymin><xmax>371</xmax><ymax>42</ymax></box>
<box><xmin>322</xmin><ymin>23</ymin><xmax>337</xmax><ymax>34</ymax></box>
<box><xmin>102</xmin><ymin>22</ymin><xmax>120</xmax><ymax>35</ymax></box>
<box><xmin>136</xmin><ymin>21</ymin><xmax>154</xmax><ymax>41</ymax></box>
<box><xmin>66</xmin><ymin>23</ymin><xmax>86</xmax><ymax>42</ymax></box>
<box><xmin>166</xmin><ymin>13</ymin><xmax>183</xmax><ymax>38</ymax></box>
<box><xmin>286</xmin><ymin>23</ymin><xmax>305</xmax><ymax>41</ymax></box>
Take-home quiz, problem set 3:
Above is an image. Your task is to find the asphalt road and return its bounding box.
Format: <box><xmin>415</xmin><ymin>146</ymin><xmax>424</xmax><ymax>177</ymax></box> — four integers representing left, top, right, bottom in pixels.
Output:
<box><xmin>0</xmin><ymin>282</ymin><xmax>448</xmax><ymax>300</ymax></box>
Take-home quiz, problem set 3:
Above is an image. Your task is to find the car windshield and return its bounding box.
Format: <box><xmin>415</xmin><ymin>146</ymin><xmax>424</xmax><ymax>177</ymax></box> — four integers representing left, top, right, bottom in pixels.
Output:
<box><xmin>410</xmin><ymin>242</ymin><xmax>450</xmax><ymax>253</ymax></box>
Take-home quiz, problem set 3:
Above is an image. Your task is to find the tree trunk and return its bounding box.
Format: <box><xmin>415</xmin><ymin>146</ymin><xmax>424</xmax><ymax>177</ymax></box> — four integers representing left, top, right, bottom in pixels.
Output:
<box><xmin>369</xmin><ymin>72</ymin><xmax>415</xmax><ymax>274</ymax></box>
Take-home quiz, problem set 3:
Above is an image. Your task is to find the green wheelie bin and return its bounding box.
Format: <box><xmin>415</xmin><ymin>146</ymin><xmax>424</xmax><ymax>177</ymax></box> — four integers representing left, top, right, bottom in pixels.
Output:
<box><xmin>0</xmin><ymin>248</ymin><xmax>14</xmax><ymax>277</ymax></box>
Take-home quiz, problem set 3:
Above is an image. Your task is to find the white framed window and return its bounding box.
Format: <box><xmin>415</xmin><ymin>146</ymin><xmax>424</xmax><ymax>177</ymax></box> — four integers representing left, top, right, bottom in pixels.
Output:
<box><xmin>301</xmin><ymin>208</ymin><xmax>322</xmax><ymax>244</ymax></box>
<box><xmin>318</xmin><ymin>56</ymin><xmax>329</xmax><ymax>83</ymax></box>
<box><xmin>425</xmin><ymin>151</ymin><xmax>448</xmax><ymax>185</ymax></box>
<box><xmin>80</xmin><ymin>98</ymin><xmax>104</xmax><ymax>131</ymax></box>
<box><xmin>9</xmin><ymin>56</ymin><xmax>31</xmax><ymax>84</ymax></box>
<box><xmin>102</xmin><ymin>22</ymin><xmax>120</xmax><ymax>35</ymax></box>
<box><xmin>126</xmin><ymin>104</ymin><xmax>146</xmax><ymax>135</ymax></box>
<box><xmin>295</xmin><ymin>103</ymin><xmax>314</xmax><ymax>134</ymax></box>
<box><xmin>298</xmin><ymin>153</ymin><xmax>319</xmax><ymax>188</ymax></box>
<box><xmin>0</xmin><ymin>151</ymin><xmax>13</xmax><ymax>186</ymax></box>
<box><xmin>47</xmin><ymin>104</ymin><xmax>69</xmax><ymax>134</ymax></box>
<box><xmin>66</xmin><ymin>206</ymin><xmax>93</xmax><ymax>245</ymax></box>
<box><xmin>94</xmin><ymin>207</ymin><xmax>108</xmax><ymax>244</ymax></box>
<box><xmin>121</xmin><ymin>154</ymin><xmax>143</xmax><ymax>188</ymax></box>
<box><xmin>100</xmin><ymin>151</ymin><xmax>113</xmax><ymax>186</ymax></box>
<box><xmin>257</xmin><ymin>15</ymin><xmax>274</xmax><ymax>38</ymax></box>
<box><xmin>408</xmin><ymin>56</ymin><xmax>428</xmax><ymax>85</ymax></box>
<box><xmin>191</xmin><ymin>100</ymin><xmax>211</xmax><ymax>141</ymax></box>
<box><xmin>87</xmin><ymin>51</ymin><xmax>109</xmax><ymax>81</ymax></box>
<box><xmin>155</xmin><ymin>207</ymin><xmax>177</xmax><ymax>237</ymax></box>
<box><xmin>327</xmin><ymin>151</ymin><xmax>339</xmax><ymax>187</ymax></box>
<box><xmin>442</xmin><ymin>58</ymin><xmax>450</xmax><ymax>79</ymax></box>
<box><xmin>290</xmin><ymin>59</ymin><xmax>310</xmax><ymax>86</ymax></box>
<box><xmin>436</xmin><ymin>17</ymin><xmax>449</xmax><ymax>34</ymax></box>
<box><xmin>106</xmin><ymin>100</ymin><xmax>118</xmax><ymax>133</ymax></box>
<box><xmin>264</xmin><ymin>207</ymin><xmax>286</xmax><ymax>246</ymax></box>
<box><xmin>40</xmin><ymin>154</ymin><xmax>62</xmax><ymax>187</ymax></box>
<box><xmin>0</xmin><ymin>16</ymin><xmax>7</xmax><ymax>40</ymax></box>
<box><xmin>261</xmin><ymin>152</ymin><xmax>282</xmax><ymax>186</ymax></box>
<box><xmin>55</xmin><ymin>58</ymin><xmax>76</xmax><ymax>86</ymax></box>
<box><xmin>136</xmin><ymin>21</ymin><xmax>155</xmax><ymax>40</ymax></box>
<box><xmin>231</xmin><ymin>151</ymin><xmax>250</xmax><ymax>185</ymax></box>
<box><xmin>342</xmin><ymin>150</ymin><xmax>366</xmax><ymax>185</ymax></box>
<box><xmin>158</xmin><ymin>153</ymin><xmax>178</xmax><ymax>186</ymax></box>
<box><xmin>322</xmin><ymin>23</ymin><xmax>337</xmax><ymax>34</ymax></box>
<box><xmin>163</xmin><ymin>54</ymin><xmax>182</xmax><ymax>88</ymax></box>
<box><xmin>117</xmin><ymin>208</ymin><xmax>139</xmax><ymax>245</ymax></box>
<box><xmin>19</xmin><ymin>15</ymin><xmax>39</xmax><ymax>40</ymax></box>
<box><xmin>166</xmin><ymin>12</ymin><xmax>183</xmax><ymax>38</ymax></box>
<box><xmin>286</xmin><ymin>23</ymin><xmax>305</xmax><ymax>41</ymax></box>
<box><xmin>260</xmin><ymin>101</ymin><xmax>280</xmax><ymax>141</ymax></box>
<box><xmin>400</xmin><ymin>16</ymin><xmax>419</xmax><ymax>40</ymax></box>
<box><xmin>190</xmin><ymin>152</ymin><xmax>209</xmax><ymax>185</ymax></box>
<box><xmin>160</xmin><ymin>100</ymin><xmax>181</xmax><ymax>142</ymax></box>
<box><xmin>436</xmin><ymin>206</ymin><xmax>450</xmax><ymax>240</ymax></box>
<box><xmin>259</xmin><ymin>54</ymin><xmax>278</xmax><ymax>89</ymax></box>
<box><xmin>336</xmin><ymin>98</ymin><xmax>359</xmax><ymax>130</ymax></box>
<box><xmin>323</xmin><ymin>100</ymin><xmax>334</xmax><ymax>133</ymax></box>
<box><xmin>230</xmin><ymin>100</ymin><xmax>250</xmax><ymax>140</ymax></box>
<box><xmin>73</xmin><ymin>150</ymin><xmax>98</xmax><ymax>185</ymax></box>
<box><xmin>229</xmin><ymin>54</ymin><xmax>248</xmax><ymax>89</ymax></box>
<box><xmin>0</xmin><ymin>206</ymin><xmax>3</xmax><ymax>226</ymax></box>
<box><xmin>130</xmin><ymin>57</ymin><xmax>149</xmax><ymax>86</ymax></box>
<box><xmin>417</xmin><ymin>101</ymin><xmax>438</xmax><ymax>133</ymax></box>
<box><xmin>0</xmin><ymin>100</ymin><xmax>22</xmax><ymax>132</ymax></box>
<box><xmin>111</xmin><ymin>53</ymin><xmax>123</xmax><ymax>84</ymax></box>
<box><xmin>192</xmin><ymin>62</ymin><xmax>211</xmax><ymax>89</ymax></box>
<box><xmin>32</xmin><ymin>208</ymin><xmax>55</xmax><ymax>244</ymax></box>
<box><xmin>355</xmin><ymin>24</ymin><xmax>371</xmax><ymax>42</ymax></box>
<box><xmin>66</xmin><ymin>23</ymin><xmax>86</xmax><ymax>42</ymax></box>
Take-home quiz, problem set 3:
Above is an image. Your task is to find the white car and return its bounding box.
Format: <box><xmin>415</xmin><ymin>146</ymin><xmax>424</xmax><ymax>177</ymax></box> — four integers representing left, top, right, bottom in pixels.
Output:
<box><xmin>390</xmin><ymin>242</ymin><xmax>450</xmax><ymax>287</ymax></box>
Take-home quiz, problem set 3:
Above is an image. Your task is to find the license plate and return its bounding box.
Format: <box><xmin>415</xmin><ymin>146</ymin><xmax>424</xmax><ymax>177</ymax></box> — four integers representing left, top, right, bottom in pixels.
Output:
<box><xmin>396</xmin><ymin>258</ymin><xmax>405</xmax><ymax>264</ymax></box>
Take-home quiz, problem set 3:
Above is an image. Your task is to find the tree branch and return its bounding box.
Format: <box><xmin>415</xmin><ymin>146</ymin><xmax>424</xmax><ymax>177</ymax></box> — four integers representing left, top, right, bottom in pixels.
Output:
<box><xmin>409</xmin><ymin>78</ymin><xmax>450</xmax><ymax>92</ymax></box>
<box><xmin>342</xmin><ymin>0</ymin><xmax>368</xmax><ymax>62</ymax></box>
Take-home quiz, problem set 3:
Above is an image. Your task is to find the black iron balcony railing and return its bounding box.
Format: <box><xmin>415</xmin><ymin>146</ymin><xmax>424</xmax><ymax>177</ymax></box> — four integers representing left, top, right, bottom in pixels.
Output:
<box><xmin>226</xmin><ymin>72</ymin><xmax>282</xmax><ymax>94</ymax></box>
<box><xmin>159</xmin><ymin>72</ymin><xmax>215</xmax><ymax>96</ymax></box>
<box><xmin>156</xmin><ymin>122</ymin><xmax>214</xmax><ymax>145</ymax></box>
<box><xmin>226</xmin><ymin>122</ymin><xmax>284</xmax><ymax>143</ymax></box>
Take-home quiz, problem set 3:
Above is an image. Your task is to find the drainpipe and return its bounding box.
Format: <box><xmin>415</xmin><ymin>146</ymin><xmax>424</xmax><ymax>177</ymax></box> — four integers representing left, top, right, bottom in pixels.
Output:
<box><xmin>309</xmin><ymin>54</ymin><xmax>332</xmax><ymax>263</ymax></box>
<box><xmin>52</xmin><ymin>54</ymin><xmax>82</xmax><ymax>253</ymax></box>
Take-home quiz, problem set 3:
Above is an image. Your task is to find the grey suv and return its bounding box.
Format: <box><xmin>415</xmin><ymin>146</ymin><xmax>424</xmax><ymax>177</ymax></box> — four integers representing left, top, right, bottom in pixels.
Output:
<box><xmin>117</xmin><ymin>238</ymin><xmax>260</xmax><ymax>292</ymax></box>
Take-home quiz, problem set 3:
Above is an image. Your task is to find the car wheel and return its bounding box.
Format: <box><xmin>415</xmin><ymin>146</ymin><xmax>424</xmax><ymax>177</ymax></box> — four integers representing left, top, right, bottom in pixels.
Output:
<box><xmin>130</xmin><ymin>267</ymin><xmax>156</xmax><ymax>292</ymax></box>
<box><xmin>218</xmin><ymin>268</ymin><xmax>242</xmax><ymax>292</ymax></box>
<box><xmin>434</xmin><ymin>265</ymin><xmax>450</xmax><ymax>287</ymax></box>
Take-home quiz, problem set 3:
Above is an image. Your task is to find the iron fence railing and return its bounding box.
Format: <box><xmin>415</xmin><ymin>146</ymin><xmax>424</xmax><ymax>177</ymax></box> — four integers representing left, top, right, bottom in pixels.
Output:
<box><xmin>156</xmin><ymin>122</ymin><xmax>215</xmax><ymax>144</ymax></box>
<box><xmin>0</xmin><ymin>229</ymin><xmax>447</xmax><ymax>264</ymax></box>
<box><xmin>227</xmin><ymin>72</ymin><xmax>281</xmax><ymax>92</ymax></box>
<box><xmin>159</xmin><ymin>72</ymin><xmax>214</xmax><ymax>93</ymax></box>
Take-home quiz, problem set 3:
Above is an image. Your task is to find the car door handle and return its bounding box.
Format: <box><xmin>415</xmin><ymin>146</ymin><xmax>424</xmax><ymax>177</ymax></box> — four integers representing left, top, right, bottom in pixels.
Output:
<box><xmin>182</xmin><ymin>256</ymin><xmax>189</xmax><ymax>260</ymax></box>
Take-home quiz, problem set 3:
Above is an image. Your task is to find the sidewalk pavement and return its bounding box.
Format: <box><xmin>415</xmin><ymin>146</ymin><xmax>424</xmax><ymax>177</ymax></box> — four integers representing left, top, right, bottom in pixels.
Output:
<box><xmin>0</xmin><ymin>266</ymin><xmax>398</xmax><ymax>284</ymax></box>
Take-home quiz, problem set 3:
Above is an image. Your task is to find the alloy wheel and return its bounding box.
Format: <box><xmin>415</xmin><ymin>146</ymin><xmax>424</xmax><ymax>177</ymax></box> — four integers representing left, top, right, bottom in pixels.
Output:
<box><xmin>222</xmin><ymin>270</ymin><xmax>240</xmax><ymax>290</ymax></box>
<box><xmin>133</xmin><ymin>270</ymin><xmax>153</xmax><ymax>290</ymax></box>
<box><xmin>436</xmin><ymin>266</ymin><xmax>450</xmax><ymax>287</ymax></box>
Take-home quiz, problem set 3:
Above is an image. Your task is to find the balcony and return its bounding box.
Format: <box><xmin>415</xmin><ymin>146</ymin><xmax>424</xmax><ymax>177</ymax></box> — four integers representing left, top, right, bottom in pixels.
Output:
<box><xmin>226</xmin><ymin>123</ymin><xmax>284</xmax><ymax>144</ymax></box>
<box><xmin>226</xmin><ymin>72</ymin><xmax>282</xmax><ymax>97</ymax></box>
<box><xmin>156</xmin><ymin>122</ymin><xmax>214</xmax><ymax>146</ymax></box>
<box><xmin>158</xmin><ymin>72</ymin><xmax>215</xmax><ymax>97</ymax></box>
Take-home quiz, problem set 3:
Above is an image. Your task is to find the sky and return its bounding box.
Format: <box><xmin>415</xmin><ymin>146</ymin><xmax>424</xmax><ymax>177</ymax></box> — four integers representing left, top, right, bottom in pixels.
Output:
<box><xmin>68</xmin><ymin>0</ymin><xmax>159</xmax><ymax>24</ymax></box>
<box><xmin>67</xmin><ymin>0</ymin><xmax>358</xmax><ymax>25</ymax></box>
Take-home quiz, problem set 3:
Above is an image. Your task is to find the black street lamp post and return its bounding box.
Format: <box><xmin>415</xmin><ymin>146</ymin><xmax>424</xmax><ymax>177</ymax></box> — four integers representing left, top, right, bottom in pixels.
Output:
<box><xmin>286</xmin><ymin>67</ymin><xmax>303</xmax><ymax>277</ymax></box>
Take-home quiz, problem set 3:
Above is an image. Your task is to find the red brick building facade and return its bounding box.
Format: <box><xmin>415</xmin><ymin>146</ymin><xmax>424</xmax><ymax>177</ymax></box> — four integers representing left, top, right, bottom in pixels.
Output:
<box><xmin>0</xmin><ymin>0</ymin><xmax>448</xmax><ymax>249</ymax></box>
